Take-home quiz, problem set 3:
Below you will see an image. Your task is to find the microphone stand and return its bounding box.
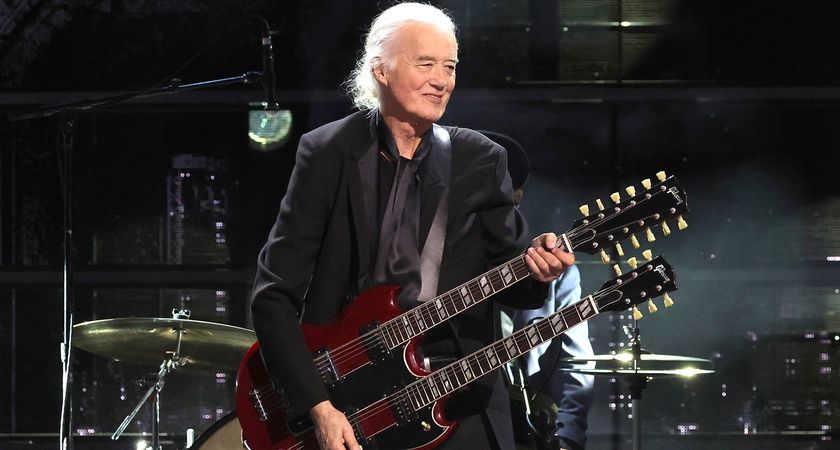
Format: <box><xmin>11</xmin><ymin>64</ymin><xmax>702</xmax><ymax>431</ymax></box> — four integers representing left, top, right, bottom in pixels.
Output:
<box><xmin>7</xmin><ymin>69</ymin><xmax>269</xmax><ymax>450</ymax></box>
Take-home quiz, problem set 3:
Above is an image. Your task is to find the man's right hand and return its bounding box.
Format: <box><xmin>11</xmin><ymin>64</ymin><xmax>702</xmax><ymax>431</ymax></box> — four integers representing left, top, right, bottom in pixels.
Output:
<box><xmin>310</xmin><ymin>400</ymin><xmax>362</xmax><ymax>450</ymax></box>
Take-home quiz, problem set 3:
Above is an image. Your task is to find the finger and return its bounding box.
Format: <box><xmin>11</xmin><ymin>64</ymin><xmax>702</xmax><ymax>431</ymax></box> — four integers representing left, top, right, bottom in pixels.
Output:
<box><xmin>544</xmin><ymin>233</ymin><xmax>558</xmax><ymax>250</ymax></box>
<box><xmin>343</xmin><ymin>424</ymin><xmax>361</xmax><ymax>450</ymax></box>
<box><xmin>552</xmin><ymin>247</ymin><xmax>576</xmax><ymax>266</ymax></box>
<box><xmin>527</xmin><ymin>248</ymin><xmax>550</xmax><ymax>278</ymax></box>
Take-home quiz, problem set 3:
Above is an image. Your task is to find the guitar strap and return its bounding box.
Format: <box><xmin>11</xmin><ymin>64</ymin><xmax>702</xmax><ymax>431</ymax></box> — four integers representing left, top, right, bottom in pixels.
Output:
<box><xmin>418</xmin><ymin>124</ymin><xmax>451</xmax><ymax>302</ymax></box>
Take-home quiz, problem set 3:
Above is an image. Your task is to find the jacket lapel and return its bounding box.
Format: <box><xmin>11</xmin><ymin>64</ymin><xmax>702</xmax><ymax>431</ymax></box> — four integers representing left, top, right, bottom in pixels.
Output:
<box><xmin>418</xmin><ymin>125</ymin><xmax>452</xmax><ymax>250</ymax></box>
<box><xmin>345</xmin><ymin>113</ymin><xmax>379</xmax><ymax>293</ymax></box>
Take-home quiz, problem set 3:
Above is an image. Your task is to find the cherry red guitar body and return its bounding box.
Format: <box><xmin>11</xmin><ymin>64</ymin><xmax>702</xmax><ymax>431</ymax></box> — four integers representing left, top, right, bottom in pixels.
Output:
<box><xmin>236</xmin><ymin>285</ymin><xmax>456</xmax><ymax>450</ymax></box>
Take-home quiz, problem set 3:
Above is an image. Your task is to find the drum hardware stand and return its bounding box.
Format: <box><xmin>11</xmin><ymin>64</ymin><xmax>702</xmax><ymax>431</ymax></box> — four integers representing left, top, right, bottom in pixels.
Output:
<box><xmin>112</xmin><ymin>309</ymin><xmax>191</xmax><ymax>449</ymax></box>
<box><xmin>6</xmin><ymin>20</ymin><xmax>275</xmax><ymax>449</ymax></box>
<box><xmin>622</xmin><ymin>324</ymin><xmax>649</xmax><ymax>450</ymax></box>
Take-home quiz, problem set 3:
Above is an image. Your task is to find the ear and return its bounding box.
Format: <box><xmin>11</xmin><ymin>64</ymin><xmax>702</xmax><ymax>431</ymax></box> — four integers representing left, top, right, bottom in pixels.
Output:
<box><xmin>371</xmin><ymin>59</ymin><xmax>388</xmax><ymax>85</ymax></box>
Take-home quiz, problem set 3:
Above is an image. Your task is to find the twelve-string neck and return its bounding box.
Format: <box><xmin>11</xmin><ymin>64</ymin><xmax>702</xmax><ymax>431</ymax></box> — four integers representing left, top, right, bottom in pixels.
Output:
<box><xmin>379</xmin><ymin>235</ymin><xmax>570</xmax><ymax>350</ymax></box>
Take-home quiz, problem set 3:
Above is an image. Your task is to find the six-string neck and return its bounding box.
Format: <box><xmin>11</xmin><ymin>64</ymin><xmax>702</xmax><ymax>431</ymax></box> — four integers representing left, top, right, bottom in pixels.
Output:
<box><xmin>404</xmin><ymin>295</ymin><xmax>599</xmax><ymax>410</ymax></box>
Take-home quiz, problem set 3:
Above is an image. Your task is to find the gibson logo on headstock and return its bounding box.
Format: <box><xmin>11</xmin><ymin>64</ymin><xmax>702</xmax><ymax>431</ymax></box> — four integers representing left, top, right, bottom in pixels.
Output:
<box><xmin>667</xmin><ymin>186</ymin><xmax>684</xmax><ymax>205</ymax></box>
<box><xmin>653</xmin><ymin>264</ymin><xmax>671</xmax><ymax>282</ymax></box>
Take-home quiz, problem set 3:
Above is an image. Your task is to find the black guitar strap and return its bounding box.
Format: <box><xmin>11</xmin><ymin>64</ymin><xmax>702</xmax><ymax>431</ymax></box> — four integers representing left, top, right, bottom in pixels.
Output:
<box><xmin>418</xmin><ymin>124</ymin><xmax>451</xmax><ymax>302</ymax></box>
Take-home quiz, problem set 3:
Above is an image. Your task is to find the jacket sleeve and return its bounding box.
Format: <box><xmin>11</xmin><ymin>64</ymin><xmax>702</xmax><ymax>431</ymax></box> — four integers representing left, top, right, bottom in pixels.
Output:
<box><xmin>250</xmin><ymin>132</ymin><xmax>340</xmax><ymax>419</ymax></box>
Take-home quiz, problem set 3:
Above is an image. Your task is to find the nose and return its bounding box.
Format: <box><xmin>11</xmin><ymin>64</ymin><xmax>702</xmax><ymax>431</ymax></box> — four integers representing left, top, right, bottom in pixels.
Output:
<box><xmin>428</xmin><ymin>65</ymin><xmax>447</xmax><ymax>90</ymax></box>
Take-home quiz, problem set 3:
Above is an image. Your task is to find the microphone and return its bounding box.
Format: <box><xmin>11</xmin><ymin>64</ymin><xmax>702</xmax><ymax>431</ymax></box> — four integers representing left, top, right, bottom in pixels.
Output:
<box><xmin>261</xmin><ymin>28</ymin><xmax>279</xmax><ymax>111</ymax></box>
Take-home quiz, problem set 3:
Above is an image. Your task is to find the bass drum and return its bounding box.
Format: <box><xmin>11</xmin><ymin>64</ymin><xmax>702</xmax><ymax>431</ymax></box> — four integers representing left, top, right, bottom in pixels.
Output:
<box><xmin>192</xmin><ymin>411</ymin><xmax>243</xmax><ymax>450</ymax></box>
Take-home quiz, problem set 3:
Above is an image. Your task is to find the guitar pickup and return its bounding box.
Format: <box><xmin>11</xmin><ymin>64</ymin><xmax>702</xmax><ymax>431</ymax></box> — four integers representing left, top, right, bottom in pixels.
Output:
<box><xmin>314</xmin><ymin>348</ymin><xmax>341</xmax><ymax>386</ymax></box>
<box><xmin>360</xmin><ymin>321</ymin><xmax>392</xmax><ymax>364</ymax></box>
<box><xmin>390</xmin><ymin>384</ymin><xmax>420</xmax><ymax>426</ymax></box>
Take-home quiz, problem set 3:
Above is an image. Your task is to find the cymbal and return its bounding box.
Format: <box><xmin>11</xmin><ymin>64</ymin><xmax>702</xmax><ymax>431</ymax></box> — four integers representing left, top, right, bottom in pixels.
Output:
<box><xmin>73</xmin><ymin>317</ymin><xmax>256</xmax><ymax>372</ymax></box>
<box><xmin>563</xmin><ymin>352</ymin><xmax>710</xmax><ymax>364</ymax></box>
<box><xmin>563</xmin><ymin>367</ymin><xmax>714</xmax><ymax>377</ymax></box>
<box><xmin>562</xmin><ymin>351</ymin><xmax>713</xmax><ymax>378</ymax></box>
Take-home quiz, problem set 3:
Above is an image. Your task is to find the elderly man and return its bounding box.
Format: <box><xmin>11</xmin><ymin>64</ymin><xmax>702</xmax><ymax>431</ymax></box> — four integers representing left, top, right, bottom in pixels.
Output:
<box><xmin>251</xmin><ymin>3</ymin><xmax>574</xmax><ymax>449</ymax></box>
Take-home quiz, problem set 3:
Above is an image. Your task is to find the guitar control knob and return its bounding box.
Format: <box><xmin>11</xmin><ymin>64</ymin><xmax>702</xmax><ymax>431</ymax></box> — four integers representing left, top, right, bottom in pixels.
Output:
<box><xmin>421</xmin><ymin>421</ymin><xmax>431</xmax><ymax>432</ymax></box>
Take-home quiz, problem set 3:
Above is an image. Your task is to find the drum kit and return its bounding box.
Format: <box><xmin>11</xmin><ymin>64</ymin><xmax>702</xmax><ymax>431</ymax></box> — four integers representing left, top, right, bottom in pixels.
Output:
<box><xmin>73</xmin><ymin>309</ymin><xmax>253</xmax><ymax>449</ymax></box>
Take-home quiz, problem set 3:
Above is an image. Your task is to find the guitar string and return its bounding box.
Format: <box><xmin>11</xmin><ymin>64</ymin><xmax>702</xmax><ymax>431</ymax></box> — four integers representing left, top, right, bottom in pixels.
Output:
<box><xmin>268</xmin><ymin>278</ymin><xmax>636</xmax><ymax>448</ymax></box>
<box><xmin>252</xmin><ymin>274</ymin><xmax>637</xmax><ymax>424</ymax></box>
<box><xmin>307</xmin><ymin>189</ymin><xmax>671</xmax><ymax>369</ymax></box>
<box><xmin>247</xmin><ymin>188</ymin><xmax>676</xmax><ymax>400</ymax></box>
<box><xmin>247</xmin><ymin>207</ymin><xmax>666</xmax><ymax>399</ymax></box>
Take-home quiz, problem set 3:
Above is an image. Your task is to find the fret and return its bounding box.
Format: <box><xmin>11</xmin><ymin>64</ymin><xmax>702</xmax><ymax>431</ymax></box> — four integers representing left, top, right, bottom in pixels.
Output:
<box><xmin>503</xmin><ymin>336</ymin><xmax>520</xmax><ymax>359</ymax></box>
<box><xmin>548</xmin><ymin>312</ymin><xmax>566</xmax><ymax>334</ymax></box>
<box><xmin>499</xmin><ymin>264</ymin><xmax>514</xmax><ymax>286</ymax></box>
<box><xmin>441</xmin><ymin>372</ymin><xmax>453</xmax><ymax>393</ymax></box>
<box><xmin>577</xmin><ymin>297</ymin><xmax>596</xmax><ymax>320</ymax></box>
<box><xmin>458</xmin><ymin>285</ymin><xmax>473</xmax><ymax>309</ymax></box>
<box><xmin>484</xmin><ymin>347</ymin><xmax>500</xmax><ymax>368</ymax></box>
<box><xmin>434</xmin><ymin>298</ymin><xmax>448</xmax><ymax>322</ymax></box>
<box><xmin>512</xmin><ymin>258</ymin><xmax>531</xmax><ymax>279</ymax></box>
<box><xmin>443</xmin><ymin>292</ymin><xmax>458</xmax><ymax>317</ymax></box>
<box><xmin>413</xmin><ymin>309</ymin><xmax>427</xmax><ymax>331</ymax></box>
<box><xmin>401</xmin><ymin>316</ymin><xmax>415</xmax><ymax>337</ymax></box>
<box><xmin>525</xmin><ymin>325</ymin><xmax>542</xmax><ymax>347</ymax></box>
<box><xmin>432</xmin><ymin>374</ymin><xmax>447</xmax><ymax>397</ymax></box>
<box><xmin>495</xmin><ymin>340</ymin><xmax>511</xmax><ymax>361</ymax></box>
<box><xmin>466</xmin><ymin>281</ymin><xmax>484</xmax><ymax>305</ymax></box>
<box><xmin>488</xmin><ymin>268</ymin><xmax>505</xmax><ymax>292</ymax></box>
<box><xmin>459</xmin><ymin>359</ymin><xmax>475</xmax><ymax>381</ymax></box>
<box><xmin>514</xmin><ymin>332</ymin><xmax>531</xmax><ymax>354</ymax></box>
<box><xmin>408</xmin><ymin>389</ymin><xmax>422</xmax><ymax>410</ymax></box>
<box><xmin>418</xmin><ymin>382</ymin><xmax>432</xmax><ymax>405</ymax></box>
<box><xmin>451</xmin><ymin>365</ymin><xmax>468</xmax><ymax>387</ymax></box>
<box><xmin>381</xmin><ymin>324</ymin><xmax>395</xmax><ymax>349</ymax></box>
<box><xmin>478</xmin><ymin>275</ymin><xmax>494</xmax><ymax>297</ymax></box>
<box><xmin>536</xmin><ymin>321</ymin><xmax>553</xmax><ymax>342</ymax></box>
<box><xmin>427</xmin><ymin>377</ymin><xmax>441</xmax><ymax>398</ymax></box>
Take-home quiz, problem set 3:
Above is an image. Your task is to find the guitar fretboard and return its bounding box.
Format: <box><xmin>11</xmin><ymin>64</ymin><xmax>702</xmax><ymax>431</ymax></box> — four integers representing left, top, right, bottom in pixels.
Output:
<box><xmin>378</xmin><ymin>249</ymin><xmax>538</xmax><ymax>349</ymax></box>
<box><xmin>404</xmin><ymin>295</ymin><xmax>599</xmax><ymax>410</ymax></box>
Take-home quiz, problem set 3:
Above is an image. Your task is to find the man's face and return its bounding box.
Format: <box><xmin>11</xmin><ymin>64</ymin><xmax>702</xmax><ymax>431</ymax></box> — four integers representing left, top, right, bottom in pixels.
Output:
<box><xmin>374</xmin><ymin>22</ymin><xmax>458</xmax><ymax>126</ymax></box>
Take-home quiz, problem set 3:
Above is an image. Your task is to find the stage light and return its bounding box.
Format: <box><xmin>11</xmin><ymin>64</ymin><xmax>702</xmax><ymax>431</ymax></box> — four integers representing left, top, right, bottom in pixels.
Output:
<box><xmin>248</xmin><ymin>103</ymin><xmax>293</xmax><ymax>151</ymax></box>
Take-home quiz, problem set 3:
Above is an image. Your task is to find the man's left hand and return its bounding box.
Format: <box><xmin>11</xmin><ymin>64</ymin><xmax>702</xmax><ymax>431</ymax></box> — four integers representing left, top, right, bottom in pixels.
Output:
<box><xmin>525</xmin><ymin>232</ymin><xmax>575</xmax><ymax>283</ymax></box>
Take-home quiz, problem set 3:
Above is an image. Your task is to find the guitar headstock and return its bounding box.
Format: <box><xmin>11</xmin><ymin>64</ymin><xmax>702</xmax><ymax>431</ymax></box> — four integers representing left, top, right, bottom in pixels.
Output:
<box><xmin>593</xmin><ymin>254</ymin><xmax>677</xmax><ymax>318</ymax></box>
<box><xmin>567</xmin><ymin>172</ymin><xmax>689</xmax><ymax>262</ymax></box>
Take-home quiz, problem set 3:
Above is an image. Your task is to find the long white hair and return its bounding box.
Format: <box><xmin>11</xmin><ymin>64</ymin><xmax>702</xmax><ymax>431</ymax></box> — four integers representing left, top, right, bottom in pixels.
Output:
<box><xmin>345</xmin><ymin>2</ymin><xmax>457</xmax><ymax>112</ymax></box>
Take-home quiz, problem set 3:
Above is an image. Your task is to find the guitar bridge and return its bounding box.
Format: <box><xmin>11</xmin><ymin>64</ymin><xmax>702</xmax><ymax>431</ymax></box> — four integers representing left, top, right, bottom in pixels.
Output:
<box><xmin>249</xmin><ymin>389</ymin><xmax>270</xmax><ymax>422</ymax></box>
<box><xmin>360</xmin><ymin>321</ymin><xmax>392</xmax><ymax>364</ymax></box>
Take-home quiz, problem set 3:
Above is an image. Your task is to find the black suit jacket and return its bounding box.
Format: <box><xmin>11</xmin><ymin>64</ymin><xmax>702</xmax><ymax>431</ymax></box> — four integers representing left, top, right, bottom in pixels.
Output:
<box><xmin>251</xmin><ymin>111</ymin><xmax>549</xmax><ymax>448</ymax></box>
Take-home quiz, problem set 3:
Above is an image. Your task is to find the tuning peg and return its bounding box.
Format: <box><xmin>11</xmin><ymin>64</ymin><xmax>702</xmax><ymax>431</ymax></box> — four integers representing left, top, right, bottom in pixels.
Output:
<box><xmin>645</xmin><ymin>228</ymin><xmax>656</xmax><ymax>242</ymax></box>
<box><xmin>661</xmin><ymin>221</ymin><xmax>672</xmax><ymax>236</ymax></box>
<box><xmin>613</xmin><ymin>264</ymin><xmax>622</xmax><ymax>277</ymax></box>
<box><xmin>647</xmin><ymin>300</ymin><xmax>658</xmax><ymax>313</ymax></box>
<box><xmin>627</xmin><ymin>257</ymin><xmax>638</xmax><ymax>269</ymax></box>
<box><xmin>625</xmin><ymin>185</ymin><xmax>636</xmax><ymax>197</ymax></box>
<box><xmin>632</xmin><ymin>306</ymin><xmax>643</xmax><ymax>320</ymax></box>
<box><xmin>663</xmin><ymin>293</ymin><xmax>674</xmax><ymax>307</ymax></box>
<box><xmin>641</xmin><ymin>178</ymin><xmax>652</xmax><ymax>190</ymax></box>
<box><xmin>642</xmin><ymin>249</ymin><xmax>653</xmax><ymax>261</ymax></box>
<box><xmin>600</xmin><ymin>249</ymin><xmax>610</xmax><ymax>264</ymax></box>
<box><xmin>677</xmin><ymin>215</ymin><xmax>688</xmax><ymax>230</ymax></box>
<box><xmin>610</xmin><ymin>192</ymin><xmax>621</xmax><ymax>204</ymax></box>
<box><xmin>596</xmin><ymin>198</ymin><xmax>605</xmax><ymax>211</ymax></box>
<box><xmin>615</xmin><ymin>242</ymin><xmax>625</xmax><ymax>257</ymax></box>
<box><xmin>656</xmin><ymin>171</ymin><xmax>667</xmax><ymax>182</ymax></box>
<box><xmin>579</xmin><ymin>204</ymin><xmax>590</xmax><ymax>216</ymax></box>
<box><xmin>630</xmin><ymin>234</ymin><xmax>640</xmax><ymax>249</ymax></box>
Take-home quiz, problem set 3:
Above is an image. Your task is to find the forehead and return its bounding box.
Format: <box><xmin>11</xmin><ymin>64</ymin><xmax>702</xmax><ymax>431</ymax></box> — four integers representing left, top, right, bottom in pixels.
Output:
<box><xmin>392</xmin><ymin>22</ymin><xmax>458</xmax><ymax>60</ymax></box>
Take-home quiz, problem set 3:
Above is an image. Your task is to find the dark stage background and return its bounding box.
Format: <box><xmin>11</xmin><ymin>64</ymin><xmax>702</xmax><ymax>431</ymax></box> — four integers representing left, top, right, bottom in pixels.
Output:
<box><xmin>2</xmin><ymin>1</ymin><xmax>840</xmax><ymax>449</ymax></box>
